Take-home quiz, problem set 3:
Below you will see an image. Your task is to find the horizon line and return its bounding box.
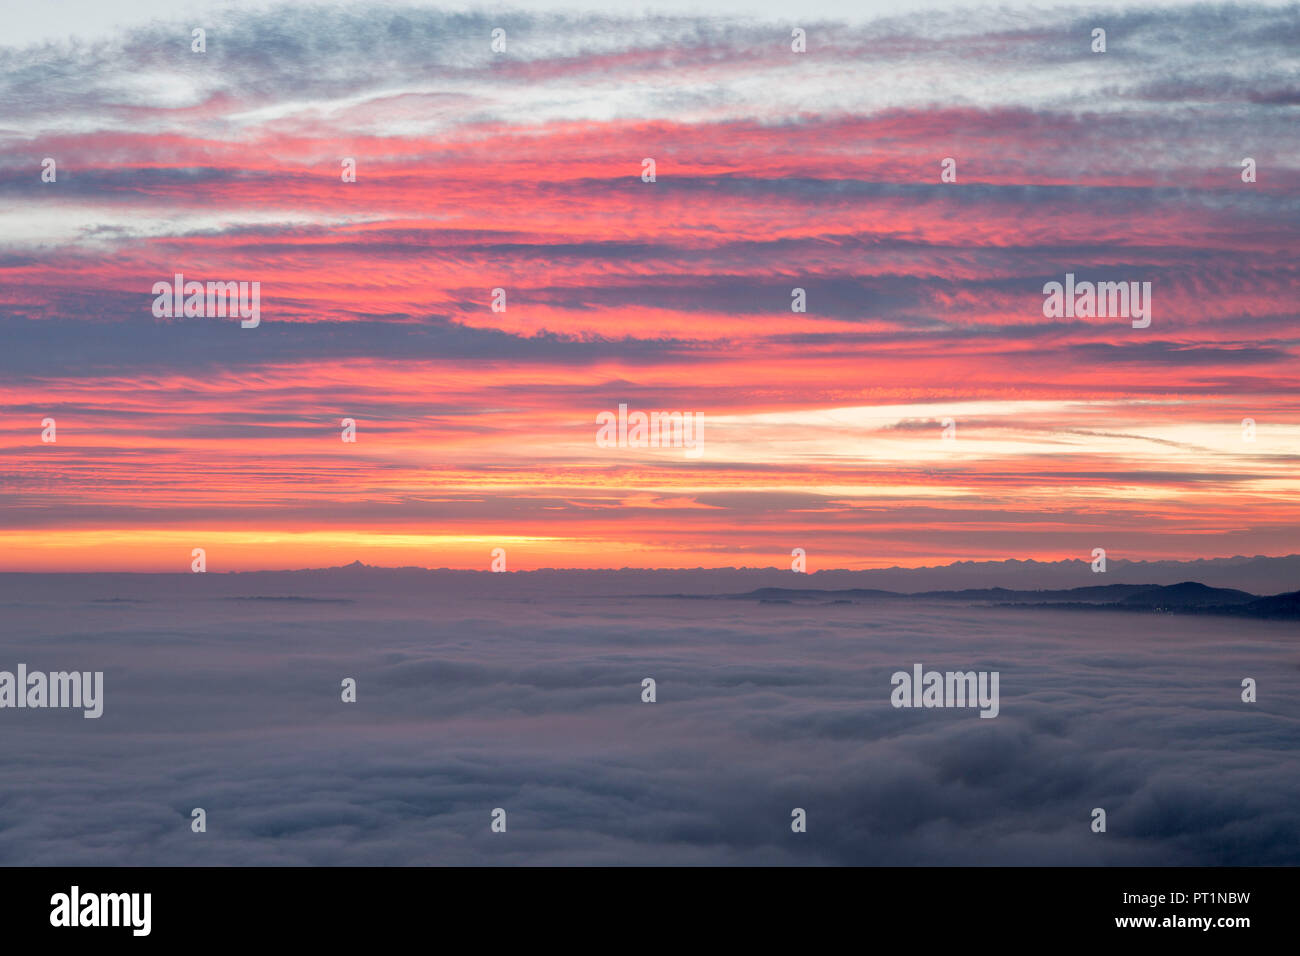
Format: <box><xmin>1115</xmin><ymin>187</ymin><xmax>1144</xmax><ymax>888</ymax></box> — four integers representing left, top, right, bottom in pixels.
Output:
<box><xmin>2</xmin><ymin>552</ymin><xmax>1297</xmax><ymax>575</ymax></box>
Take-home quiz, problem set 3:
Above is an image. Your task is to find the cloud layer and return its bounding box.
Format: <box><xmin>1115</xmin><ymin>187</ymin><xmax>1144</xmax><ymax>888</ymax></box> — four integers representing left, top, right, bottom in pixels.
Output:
<box><xmin>0</xmin><ymin>575</ymin><xmax>1295</xmax><ymax>864</ymax></box>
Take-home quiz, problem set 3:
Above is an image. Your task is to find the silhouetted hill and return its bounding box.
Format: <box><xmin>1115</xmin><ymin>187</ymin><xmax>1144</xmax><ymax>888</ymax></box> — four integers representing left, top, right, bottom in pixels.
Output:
<box><xmin>1233</xmin><ymin>590</ymin><xmax>1300</xmax><ymax>620</ymax></box>
<box><xmin>728</xmin><ymin>582</ymin><xmax>1297</xmax><ymax>619</ymax></box>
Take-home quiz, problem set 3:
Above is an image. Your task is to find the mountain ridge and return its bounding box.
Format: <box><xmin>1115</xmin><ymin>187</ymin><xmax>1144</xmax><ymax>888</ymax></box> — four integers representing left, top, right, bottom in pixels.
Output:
<box><xmin>727</xmin><ymin>582</ymin><xmax>1299</xmax><ymax>620</ymax></box>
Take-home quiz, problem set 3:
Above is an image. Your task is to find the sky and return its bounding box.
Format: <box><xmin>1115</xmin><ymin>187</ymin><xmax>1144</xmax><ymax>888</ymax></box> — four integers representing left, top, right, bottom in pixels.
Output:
<box><xmin>1</xmin><ymin>1</ymin><xmax>1298</xmax><ymax>571</ymax></box>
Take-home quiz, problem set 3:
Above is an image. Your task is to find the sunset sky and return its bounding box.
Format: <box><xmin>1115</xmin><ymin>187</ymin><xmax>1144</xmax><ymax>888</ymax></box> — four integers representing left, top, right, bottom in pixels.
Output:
<box><xmin>1</xmin><ymin>1</ymin><xmax>1297</xmax><ymax>571</ymax></box>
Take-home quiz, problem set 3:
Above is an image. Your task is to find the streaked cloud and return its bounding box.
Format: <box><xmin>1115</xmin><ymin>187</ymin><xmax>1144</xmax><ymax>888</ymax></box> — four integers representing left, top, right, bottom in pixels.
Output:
<box><xmin>1</xmin><ymin>2</ymin><xmax>1297</xmax><ymax>570</ymax></box>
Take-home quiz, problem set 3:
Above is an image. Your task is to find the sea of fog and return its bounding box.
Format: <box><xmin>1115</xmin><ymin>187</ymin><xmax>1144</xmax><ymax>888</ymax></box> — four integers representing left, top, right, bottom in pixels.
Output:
<box><xmin>0</xmin><ymin>574</ymin><xmax>1295</xmax><ymax>865</ymax></box>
